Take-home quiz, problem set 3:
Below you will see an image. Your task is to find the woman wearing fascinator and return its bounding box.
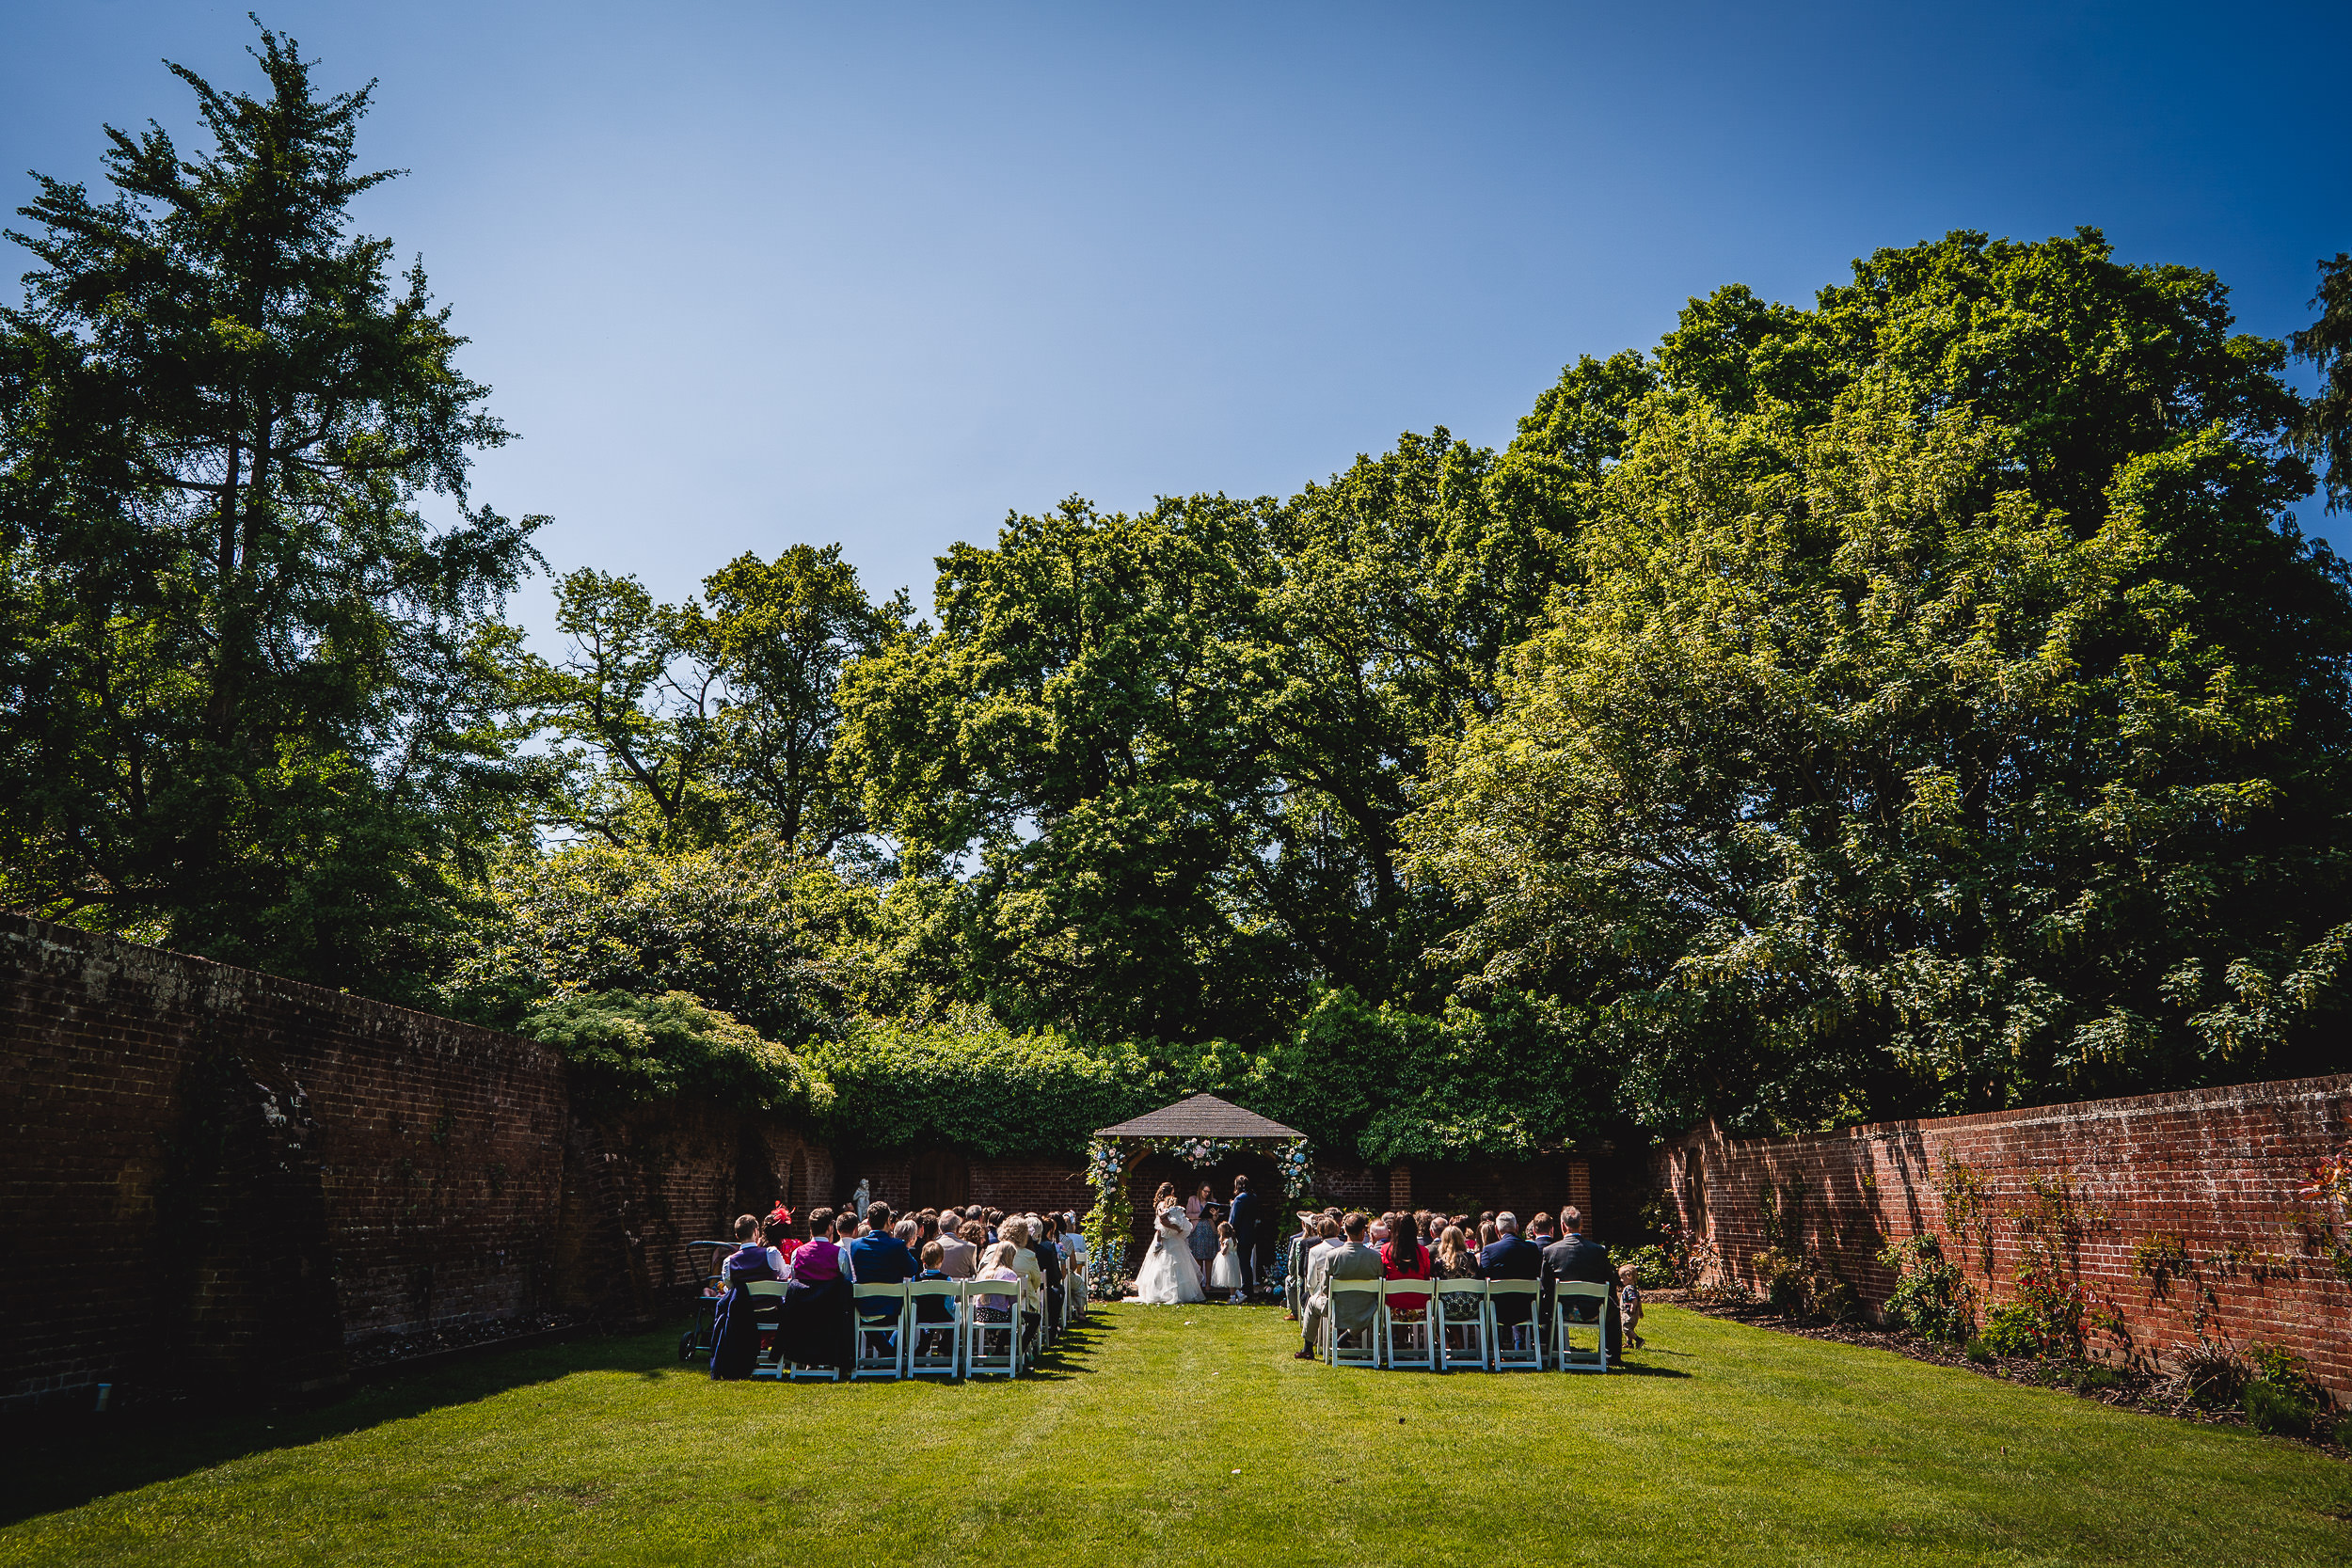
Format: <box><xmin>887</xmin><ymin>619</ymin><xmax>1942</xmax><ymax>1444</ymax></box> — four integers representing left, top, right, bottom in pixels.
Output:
<box><xmin>1135</xmin><ymin>1180</ymin><xmax>1207</xmax><ymax>1305</ymax></box>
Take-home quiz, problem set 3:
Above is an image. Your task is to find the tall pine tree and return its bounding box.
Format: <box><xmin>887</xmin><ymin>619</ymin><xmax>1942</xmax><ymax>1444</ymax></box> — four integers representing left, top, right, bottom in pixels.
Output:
<box><xmin>0</xmin><ymin>26</ymin><xmax>544</xmax><ymax>996</ymax></box>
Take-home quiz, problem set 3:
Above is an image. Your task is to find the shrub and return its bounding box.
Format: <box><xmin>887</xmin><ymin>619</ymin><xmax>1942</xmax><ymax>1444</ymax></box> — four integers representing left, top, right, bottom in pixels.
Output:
<box><xmin>806</xmin><ymin>1011</ymin><xmax>1150</xmax><ymax>1157</ymax></box>
<box><xmin>1879</xmin><ymin>1234</ymin><xmax>1975</xmax><ymax>1343</ymax></box>
<box><xmin>2172</xmin><ymin>1339</ymin><xmax>2248</xmax><ymax>1409</ymax></box>
<box><xmin>519</xmin><ymin>990</ymin><xmax>832</xmax><ymax>1114</ymax></box>
<box><xmin>2246</xmin><ymin>1379</ymin><xmax>2317</xmax><ymax>1438</ymax></box>
<box><xmin>1977</xmin><ymin>1303</ymin><xmax>2042</xmax><ymax>1359</ymax></box>
<box><xmin>1964</xmin><ymin>1338</ymin><xmax>1994</xmax><ymax>1364</ymax></box>
<box><xmin>1627</xmin><ymin>1244</ymin><xmax>1677</xmax><ymax>1290</ymax></box>
<box><xmin>2243</xmin><ymin>1344</ymin><xmax>2328</xmax><ymax>1438</ymax></box>
<box><xmin>1756</xmin><ymin>1247</ymin><xmax>1858</xmax><ymax>1323</ymax></box>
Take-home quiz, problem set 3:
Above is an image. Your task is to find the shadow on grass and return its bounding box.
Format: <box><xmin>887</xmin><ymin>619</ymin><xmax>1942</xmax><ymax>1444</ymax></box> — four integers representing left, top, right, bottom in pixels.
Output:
<box><xmin>0</xmin><ymin>1312</ymin><xmax>1123</xmax><ymax>1527</ymax></box>
<box><xmin>0</xmin><ymin>1326</ymin><xmax>679</xmax><ymax>1528</ymax></box>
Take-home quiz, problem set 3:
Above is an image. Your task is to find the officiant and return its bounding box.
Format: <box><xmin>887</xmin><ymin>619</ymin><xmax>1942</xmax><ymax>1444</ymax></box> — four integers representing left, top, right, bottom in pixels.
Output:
<box><xmin>1227</xmin><ymin>1174</ymin><xmax>1264</xmax><ymax>1294</ymax></box>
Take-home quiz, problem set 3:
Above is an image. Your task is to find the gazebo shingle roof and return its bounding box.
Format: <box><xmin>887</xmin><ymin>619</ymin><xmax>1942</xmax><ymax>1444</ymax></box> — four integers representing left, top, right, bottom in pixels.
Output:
<box><xmin>1095</xmin><ymin>1093</ymin><xmax>1301</xmax><ymax>1141</ymax></box>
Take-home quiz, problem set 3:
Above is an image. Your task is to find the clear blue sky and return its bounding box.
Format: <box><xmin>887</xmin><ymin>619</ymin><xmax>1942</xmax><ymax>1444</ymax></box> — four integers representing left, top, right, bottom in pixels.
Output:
<box><xmin>5</xmin><ymin>1</ymin><xmax>2347</xmax><ymax>630</ymax></box>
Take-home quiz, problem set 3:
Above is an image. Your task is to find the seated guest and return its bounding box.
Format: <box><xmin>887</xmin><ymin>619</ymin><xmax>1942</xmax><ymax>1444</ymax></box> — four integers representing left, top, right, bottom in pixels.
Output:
<box><xmin>1540</xmin><ymin>1205</ymin><xmax>1621</xmax><ymax>1364</ymax></box>
<box><xmin>1528</xmin><ymin>1212</ymin><xmax>1556</xmax><ymax>1249</ymax></box>
<box><xmin>1283</xmin><ymin>1211</ymin><xmax>1320</xmax><ymax>1320</ymax></box>
<box><xmin>895</xmin><ymin>1217</ymin><xmax>921</xmax><ymax>1249</ymax></box>
<box><xmin>969</xmin><ymin>1243</ymin><xmax>1023</xmax><ymax>1333</ymax></box>
<box><xmin>1381</xmin><ymin>1211</ymin><xmax>1433</xmax><ymax>1319</ymax></box>
<box><xmin>849</xmin><ymin>1202</ymin><xmax>921</xmax><ymax>1323</ymax></box>
<box><xmin>773</xmin><ymin>1206</ymin><xmax>852</xmax><ymax>1375</ymax></box>
<box><xmin>916</xmin><ymin>1212</ymin><xmax>940</xmax><ymax>1253</ymax></box>
<box><xmin>1478</xmin><ymin>1211</ymin><xmax>1544</xmax><ymax>1348</ymax></box>
<box><xmin>1035</xmin><ymin>1214</ymin><xmax>1069</xmax><ymax>1326</ymax></box>
<box><xmin>1370</xmin><ymin>1212</ymin><xmax>1392</xmax><ymax>1248</ymax></box>
<box><xmin>1296</xmin><ymin>1213</ymin><xmax>1382</xmax><ymax>1360</ymax></box>
<box><xmin>763</xmin><ymin>1207</ymin><xmax>798</xmax><ymax>1276</ymax></box>
<box><xmin>936</xmin><ymin>1213</ymin><xmax>978</xmax><ymax>1278</ymax></box>
<box><xmin>986</xmin><ymin>1208</ymin><xmax>1008</xmax><ymax>1242</ymax></box>
<box><xmin>791</xmin><ymin>1206</ymin><xmax>844</xmax><ymax>1282</ymax></box>
<box><xmin>1000</xmin><ymin>1217</ymin><xmax>1048</xmax><ymax>1349</ymax></box>
<box><xmin>1432</xmin><ymin>1224</ymin><xmax>1484</xmax><ymax>1349</ymax></box>
<box><xmin>911</xmin><ymin>1241</ymin><xmax>957</xmax><ymax>1357</ymax></box>
<box><xmin>709</xmin><ymin>1212</ymin><xmax>778</xmax><ymax>1381</ymax></box>
<box><xmin>1478</xmin><ymin>1220</ymin><xmax>1499</xmax><ymax>1247</ymax></box>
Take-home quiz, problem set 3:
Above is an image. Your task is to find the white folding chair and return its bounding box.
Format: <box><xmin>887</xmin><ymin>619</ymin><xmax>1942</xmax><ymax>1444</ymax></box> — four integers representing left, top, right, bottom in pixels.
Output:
<box><xmin>1380</xmin><ymin>1277</ymin><xmax>1438</xmax><ymax>1370</ymax></box>
<box><xmin>745</xmin><ymin>1280</ymin><xmax>788</xmax><ymax>1380</ymax></box>
<box><xmin>1486</xmin><ymin>1279</ymin><xmax>1543</xmax><ymax>1370</ymax></box>
<box><xmin>1432</xmin><ymin>1278</ymin><xmax>1490</xmax><ymax>1371</ymax></box>
<box><xmin>962</xmin><ymin>1280</ymin><xmax>1024</xmax><ymax>1378</ymax></box>
<box><xmin>1324</xmin><ymin>1278</ymin><xmax>1384</xmax><ymax>1368</ymax></box>
<box><xmin>851</xmin><ymin>1282</ymin><xmax>909</xmax><ymax>1379</ymax></box>
<box><xmin>1553</xmin><ymin>1281</ymin><xmax>1612</xmax><ymax>1373</ymax></box>
<box><xmin>904</xmin><ymin>1279</ymin><xmax>963</xmax><ymax>1378</ymax></box>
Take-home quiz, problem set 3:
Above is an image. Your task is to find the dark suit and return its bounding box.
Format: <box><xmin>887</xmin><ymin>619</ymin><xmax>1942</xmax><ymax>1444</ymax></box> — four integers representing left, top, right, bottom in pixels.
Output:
<box><xmin>848</xmin><ymin>1233</ymin><xmax>919</xmax><ymax>1323</ymax></box>
<box><xmin>1228</xmin><ymin>1189</ymin><xmax>1263</xmax><ymax>1291</ymax></box>
<box><xmin>1478</xmin><ymin>1233</ymin><xmax>1544</xmax><ymax>1327</ymax></box>
<box><xmin>1541</xmin><ymin>1232</ymin><xmax>1620</xmax><ymax>1358</ymax></box>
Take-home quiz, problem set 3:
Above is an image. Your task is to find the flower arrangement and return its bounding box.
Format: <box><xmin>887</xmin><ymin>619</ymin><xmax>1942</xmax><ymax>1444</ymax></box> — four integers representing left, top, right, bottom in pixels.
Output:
<box><xmin>1278</xmin><ymin>1138</ymin><xmax>1313</xmax><ymax>1199</ymax></box>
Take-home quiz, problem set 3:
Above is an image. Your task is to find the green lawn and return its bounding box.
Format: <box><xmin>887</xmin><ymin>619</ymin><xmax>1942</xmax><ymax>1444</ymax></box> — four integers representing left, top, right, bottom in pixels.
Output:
<box><xmin>3</xmin><ymin>1303</ymin><xmax>2344</xmax><ymax>1566</ymax></box>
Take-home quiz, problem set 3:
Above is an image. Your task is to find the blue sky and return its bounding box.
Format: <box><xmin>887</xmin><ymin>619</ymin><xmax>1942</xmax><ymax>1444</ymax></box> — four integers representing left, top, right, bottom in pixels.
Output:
<box><xmin>5</xmin><ymin>2</ymin><xmax>2347</xmax><ymax>628</ymax></box>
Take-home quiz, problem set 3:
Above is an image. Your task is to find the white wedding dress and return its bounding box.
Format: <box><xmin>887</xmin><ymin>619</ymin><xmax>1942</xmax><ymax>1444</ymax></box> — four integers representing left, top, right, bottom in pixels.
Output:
<box><xmin>1135</xmin><ymin>1205</ymin><xmax>1207</xmax><ymax>1305</ymax></box>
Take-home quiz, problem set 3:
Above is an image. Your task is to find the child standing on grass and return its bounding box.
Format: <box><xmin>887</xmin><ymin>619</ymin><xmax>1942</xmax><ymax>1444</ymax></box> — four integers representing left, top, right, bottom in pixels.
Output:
<box><xmin>1618</xmin><ymin>1263</ymin><xmax>1645</xmax><ymax>1349</ymax></box>
<box><xmin>1210</xmin><ymin>1221</ymin><xmax>1244</xmax><ymax>1302</ymax></box>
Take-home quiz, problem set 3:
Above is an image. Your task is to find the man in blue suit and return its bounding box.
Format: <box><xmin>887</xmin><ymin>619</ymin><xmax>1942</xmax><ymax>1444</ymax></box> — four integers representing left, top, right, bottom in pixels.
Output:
<box><xmin>1478</xmin><ymin>1211</ymin><xmax>1545</xmax><ymax>1354</ymax></box>
<box><xmin>847</xmin><ymin>1201</ymin><xmax>919</xmax><ymax>1329</ymax></box>
<box><xmin>1227</xmin><ymin>1175</ymin><xmax>1264</xmax><ymax>1296</ymax></box>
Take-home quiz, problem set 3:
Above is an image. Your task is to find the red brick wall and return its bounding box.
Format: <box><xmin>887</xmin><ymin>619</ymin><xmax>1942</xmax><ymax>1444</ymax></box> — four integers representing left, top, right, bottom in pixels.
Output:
<box><xmin>0</xmin><ymin>915</ymin><xmax>838</xmax><ymax>1415</ymax></box>
<box><xmin>1654</xmin><ymin>1075</ymin><xmax>2352</xmax><ymax>1397</ymax></box>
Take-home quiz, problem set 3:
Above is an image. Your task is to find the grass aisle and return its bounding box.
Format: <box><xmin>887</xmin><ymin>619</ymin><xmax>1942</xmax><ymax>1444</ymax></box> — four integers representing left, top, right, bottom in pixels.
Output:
<box><xmin>3</xmin><ymin>1304</ymin><xmax>2345</xmax><ymax>1566</ymax></box>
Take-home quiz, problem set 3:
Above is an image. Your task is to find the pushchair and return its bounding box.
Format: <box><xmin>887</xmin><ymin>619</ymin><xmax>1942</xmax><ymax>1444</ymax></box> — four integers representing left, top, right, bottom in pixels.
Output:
<box><xmin>676</xmin><ymin>1239</ymin><xmax>737</xmax><ymax>1363</ymax></box>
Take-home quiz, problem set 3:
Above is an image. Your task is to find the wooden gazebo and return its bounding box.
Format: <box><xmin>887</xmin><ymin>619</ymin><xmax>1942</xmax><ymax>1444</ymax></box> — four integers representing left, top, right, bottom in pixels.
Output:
<box><xmin>1094</xmin><ymin>1092</ymin><xmax>1304</xmax><ymax>1145</ymax></box>
<box><xmin>1082</xmin><ymin>1094</ymin><xmax>1312</xmax><ymax>1288</ymax></box>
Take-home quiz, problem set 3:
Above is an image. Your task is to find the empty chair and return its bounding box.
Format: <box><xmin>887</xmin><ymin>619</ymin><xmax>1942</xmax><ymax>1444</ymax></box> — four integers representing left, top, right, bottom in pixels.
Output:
<box><xmin>1486</xmin><ymin>1279</ymin><xmax>1544</xmax><ymax>1370</ymax></box>
<box><xmin>1324</xmin><ymin>1278</ymin><xmax>1385</xmax><ymax>1368</ymax></box>
<box><xmin>1380</xmin><ymin>1276</ymin><xmax>1438</xmax><ymax>1370</ymax></box>
<box><xmin>903</xmin><ymin>1279</ymin><xmax>963</xmax><ymax>1378</ymax></box>
<box><xmin>963</xmin><ymin>1279</ymin><xmax>1024</xmax><ymax>1378</ymax></box>
<box><xmin>1552</xmin><ymin>1281</ymin><xmax>1612</xmax><ymax>1374</ymax></box>
<box><xmin>1431</xmin><ymin>1277</ymin><xmax>1490</xmax><ymax>1371</ymax></box>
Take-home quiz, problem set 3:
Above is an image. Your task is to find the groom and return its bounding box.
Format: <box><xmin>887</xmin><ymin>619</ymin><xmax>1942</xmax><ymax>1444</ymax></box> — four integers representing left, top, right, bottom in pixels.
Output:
<box><xmin>1228</xmin><ymin>1175</ymin><xmax>1263</xmax><ymax>1295</ymax></box>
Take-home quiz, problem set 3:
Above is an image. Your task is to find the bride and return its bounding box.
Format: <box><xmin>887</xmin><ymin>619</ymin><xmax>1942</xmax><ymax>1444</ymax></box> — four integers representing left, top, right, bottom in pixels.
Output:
<box><xmin>1135</xmin><ymin>1181</ymin><xmax>1207</xmax><ymax>1305</ymax></box>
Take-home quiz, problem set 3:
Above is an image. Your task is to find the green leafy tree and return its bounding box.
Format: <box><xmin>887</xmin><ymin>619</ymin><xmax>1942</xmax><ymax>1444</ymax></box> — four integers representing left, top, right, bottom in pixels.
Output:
<box><xmin>521</xmin><ymin>546</ymin><xmax>894</xmax><ymax>854</ymax></box>
<box><xmin>838</xmin><ymin>446</ymin><xmax>1575</xmax><ymax>1041</ymax></box>
<box><xmin>0</xmin><ymin>28</ymin><xmax>543</xmax><ymax>994</ymax></box>
<box><xmin>840</xmin><ymin>495</ymin><xmax>1297</xmax><ymax>1043</ymax></box>
<box><xmin>2293</xmin><ymin>252</ymin><xmax>2352</xmax><ymax>512</ymax></box>
<box><xmin>517</xmin><ymin>990</ymin><xmax>832</xmax><ymax>1116</ymax></box>
<box><xmin>1407</xmin><ymin>394</ymin><xmax>2351</xmax><ymax>1129</ymax></box>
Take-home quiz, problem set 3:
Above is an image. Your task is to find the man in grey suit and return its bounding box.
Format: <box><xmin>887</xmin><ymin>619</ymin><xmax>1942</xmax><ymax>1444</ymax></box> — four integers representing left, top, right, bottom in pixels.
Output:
<box><xmin>1295</xmin><ymin>1212</ymin><xmax>1382</xmax><ymax>1360</ymax></box>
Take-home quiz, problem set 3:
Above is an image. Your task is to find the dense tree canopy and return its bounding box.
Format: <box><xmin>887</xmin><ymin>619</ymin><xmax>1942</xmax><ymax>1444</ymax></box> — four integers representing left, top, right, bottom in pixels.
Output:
<box><xmin>5</xmin><ymin>33</ymin><xmax>2339</xmax><ymax>1159</ymax></box>
<box><xmin>1408</xmin><ymin>233</ymin><xmax>2352</xmax><ymax>1132</ymax></box>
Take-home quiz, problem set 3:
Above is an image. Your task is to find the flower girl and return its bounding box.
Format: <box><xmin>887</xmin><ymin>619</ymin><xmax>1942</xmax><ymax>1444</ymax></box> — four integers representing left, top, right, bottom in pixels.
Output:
<box><xmin>1210</xmin><ymin>1221</ymin><xmax>1245</xmax><ymax>1303</ymax></box>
